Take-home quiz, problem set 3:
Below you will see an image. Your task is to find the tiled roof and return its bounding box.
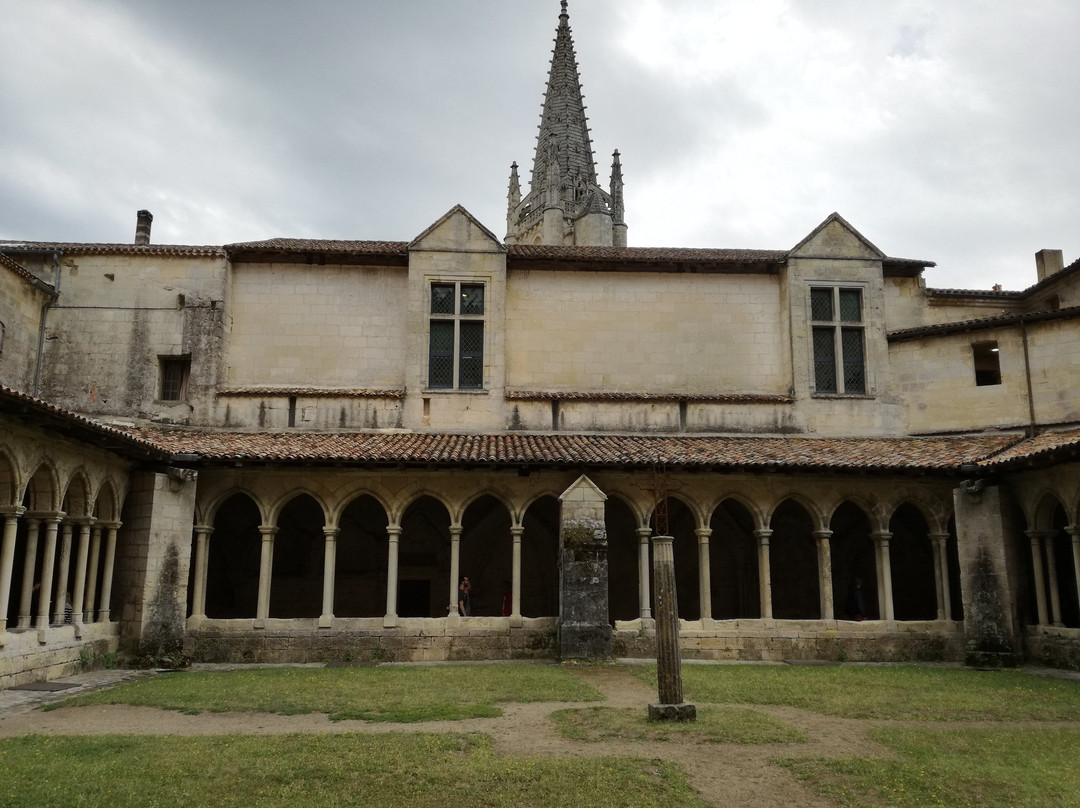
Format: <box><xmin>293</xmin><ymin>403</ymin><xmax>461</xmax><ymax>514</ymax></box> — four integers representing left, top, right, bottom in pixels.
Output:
<box><xmin>225</xmin><ymin>239</ymin><xmax>410</xmax><ymax>255</ymax></box>
<box><xmin>0</xmin><ymin>252</ymin><xmax>42</xmax><ymax>285</ymax></box>
<box><xmin>888</xmin><ymin>306</ymin><xmax>1080</xmax><ymax>342</ymax></box>
<box><xmin>507</xmin><ymin>245</ymin><xmax>789</xmax><ymax>264</ymax></box>
<box><xmin>0</xmin><ymin>241</ymin><xmax>224</xmax><ymax>258</ymax></box>
<box><xmin>977</xmin><ymin>427</ymin><xmax>1080</xmax><ymax>468</ymax></box>
<box><xmin>507</xmin><ymin>391</ymin><xmax>792</xmax><ymax>404</ymax></box>
<box><xmin>218</xmin><ymin>387</ymin><xmax>405</xmax><ymax>399</ymax></box>
<box><xmin>129</xmin><ymin>426</ymin><xmax>1022</xmax><ymax>473</ymax></box>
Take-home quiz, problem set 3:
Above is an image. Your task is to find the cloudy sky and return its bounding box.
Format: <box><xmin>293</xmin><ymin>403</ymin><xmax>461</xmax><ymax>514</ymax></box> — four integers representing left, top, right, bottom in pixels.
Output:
<box><xmin>2</xmin><ymin>0</ymin><xmax>1077</xmax><ymax>290</ymax></box>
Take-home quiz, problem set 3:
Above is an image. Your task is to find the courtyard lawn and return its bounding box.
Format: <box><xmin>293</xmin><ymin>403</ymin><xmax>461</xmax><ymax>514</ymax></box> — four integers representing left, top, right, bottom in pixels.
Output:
<box><xmin>49</xmin><ymin>664</ymin><xmax>603</xmax><ymax>722</ymax></box>
<box><xmin>0</xmin><ymin>733</ymin><xmax>707</xmax><ymax>808</ymax></box>
<box><xmin>631</xmin><ymin>664</ymin><xmax>1080</xmax><ymax>721</ymax></box>
<box><xmin>782</xmin><ymin>727</ymin><xmax>1080</xmax><ymax>808</ymax></box>
<box><xmin>551</xmin><ymin>704</ymin><xmax>808</xmax><ymax>744</ymax></box>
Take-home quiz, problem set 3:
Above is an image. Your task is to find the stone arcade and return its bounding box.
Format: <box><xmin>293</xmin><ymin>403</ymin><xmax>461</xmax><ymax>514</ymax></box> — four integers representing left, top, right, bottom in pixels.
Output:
<box><xmin>1</xmin><ymin>3</ymin><xmax>1079</xmax><ymax>685</ymax></box>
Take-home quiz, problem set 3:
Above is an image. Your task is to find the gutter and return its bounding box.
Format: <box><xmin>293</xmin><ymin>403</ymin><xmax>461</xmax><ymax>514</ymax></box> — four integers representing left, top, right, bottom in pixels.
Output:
<box><xmin>32</xmin><ymin>252</ymin><xmax>62</xmax><ymax>397</ymax></box>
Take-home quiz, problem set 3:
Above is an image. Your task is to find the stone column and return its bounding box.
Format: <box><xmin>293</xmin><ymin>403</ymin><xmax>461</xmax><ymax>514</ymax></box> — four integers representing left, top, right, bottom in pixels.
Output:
<box><xmin>84</xmin><ymin>524</ymin><xmax>103</xmax><ymax>621</ymax></box>
<box><xmin>1040</xmin><ymin>531</ymin><xmax>1063</xmax><ymax>626</ymax></box>
<box><xmin>190</xmin><ymin>525</ymin><xmax>212</xmax><ymax>620</ymax></box>
<box><xmin>754</xmin><ymin>529</ymin><xmax>773</xmax><ymax>620</ymax></box>
<box><xmin>648</xmin><ymin>535</ymin><xmax>696</xmax><ymax>722</ymax></box>
<box><xmin>384</xmin><ymin>524</ymin><xmax>401</xmax><ymax>627</ymax></box>
<box><xmin>930</xmin><ymin>532</ymin><xmax>951</xmax><ymax>621</ymax></box>
<box><xmin>814</xmin><ymin>529</ymin><xmax>834</xmax><ymax>620</ymax></box>
<box><xmin>320</xmin><ymin>527</ymin><xmax>339</xmax><ymax>628</ymax></box>
<box><xmin>0</xmin><ymin>508</ymin><xmax>25</xmax><ymax>635</ymax></box>
<box><xmin>255</xmin><ymin>526</ymin><xmax>277</xmax><ymax>626</ymax></box>
<box><xmin>449</xmin><ymin>524</ymin><xmax>462</xmax><ymax>616</ymax></box>
<box><xmin>71</xmin><ymin>521</ymin><xmax>92</xmax><ymax>628</ymax></box>
<box><xmin>52</xmin><ymin>521</ymin><xmax>74</xmax><ymax>625</ymax></box>
<box><xmin>873</xmin><ymin>531</ymin><xmax>895</xmax><ymax>621</ymax></box>
<box><xmin>17</xmin><ymin>517</ymin><xmax>41</xmax><ymax>629</ymax></box>
<box><xmin>511</xmin><ymin>525</ymin><xmax>523</xmax><ymax>623</ymax></box>
<box><xmin>35</xmin><ymin>515</ymin><xmax>62</xmax><ymax>632</ymax></box>
<box><xmin>558</xmin><ymin>475</ymin><xmax>611</xmax><ymax>659</ymax></box>
<box><xmin>696</xmin><ymin>527</ymin><xmax>712</xmax><ymax>622</ymax></box>
<box><xmin>636</xmin><ymin>526</ymin><xmax>652</xmax><ymax>620</ymax></box>
<box><xmin>1026</xmin><ymin>530</ymin><xmax>1049</xmax><ymax>626</ymax></box>
<box><xmin>1069</xmin><ymin>527</ymin><xmax>1080</xmax><ymax>618</ymax></box>
<box><xmin>97</xmin><ymin>522</ymin><xmax>120</xmax><ymax>623</ymax></box>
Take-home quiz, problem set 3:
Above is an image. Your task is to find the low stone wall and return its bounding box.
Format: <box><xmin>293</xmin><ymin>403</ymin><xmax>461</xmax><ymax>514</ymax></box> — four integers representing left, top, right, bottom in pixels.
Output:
<box><xmin>0</xmin><ymin>623</ymin><xmax>121</xmax><ymax>688</ymax></box>
<box><xmin>1024</xmin><ymin>627</ymin><xmax>1080</xmax><ymax>671</ymax></box>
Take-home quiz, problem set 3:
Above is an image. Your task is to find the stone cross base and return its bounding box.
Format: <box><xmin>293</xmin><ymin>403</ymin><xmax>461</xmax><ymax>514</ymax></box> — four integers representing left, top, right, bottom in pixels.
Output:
<box><xmin>648</xmin><ymin>702</ymin><xmax>697</xmax><ymax>723</ymax></box>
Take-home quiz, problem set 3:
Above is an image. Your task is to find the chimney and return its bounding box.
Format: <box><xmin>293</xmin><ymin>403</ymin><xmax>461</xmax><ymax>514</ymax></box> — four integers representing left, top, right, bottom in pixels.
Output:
<box><xmin>135</xmin><ymin>209</ymin><xmax>153</xmax><ymax>245</ymax></box>
<box><xmin>1035</xmin><ymin>249</ymin><xmax>1064</xmax><ymax>283</ymax></box>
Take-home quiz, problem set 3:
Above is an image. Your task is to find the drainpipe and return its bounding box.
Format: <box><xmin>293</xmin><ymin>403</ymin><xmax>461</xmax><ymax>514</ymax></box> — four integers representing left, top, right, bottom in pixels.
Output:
<box><xmin>32</xmin><ymin>252</ymin><xmax>62</xmax><ymax>397</ymax></box>
<box><xmin>1020</xmin><ymin>317</ymin><xmax>1036</xmax><ymax>438</ymax></box>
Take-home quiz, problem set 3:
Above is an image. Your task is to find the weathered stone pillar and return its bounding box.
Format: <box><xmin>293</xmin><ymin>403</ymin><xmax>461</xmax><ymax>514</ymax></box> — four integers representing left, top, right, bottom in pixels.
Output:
<box><xmin>1069</xmin><ymin>527</ymin><xmax>1080</xmax><ymax>617</ymax></box>
<box><xmin>52</xmin><ymin>521</ymin><xmax>74</xmax><ymax>625</ymax></box>
<box><xmin>0</xmin><ymin>508</ymin><xmax>24</xmax><ymax>635</ymax></box>
<box><xmin>71</xmin><ymin>520</ymin><xmax>92</xmax><ymax>629</ymax></box>
<box><xmin>954</xmin><ymin>484</ymin><xmax>1022</xmax><ymax>665</ymax></box>
<box><xmin>648</xmin><ymin>535</ymin><xmax>696</xmax><ymax>722</ymax></box>
<box><xmin>755</xmin><ymin>529</ymin><xmax>773</xmax><ymax>620</ymax></box>
<box><xmin>35</xmin><ymin>515</ymin><xmax>62</xmax><ymax>632</ymax></box>
<box><xmin>449</xmin><ymin>524</ymin><xmax>462</xmax><ymax>616</ymax></box>
<box><xmin>814</xmin><ymin>529</ymin><xmax>834</xmax><ymax>620</ymax></box>
<box><xmin>255</xmin><ymin>526</ymin><xmax>276</xmax><ymax>626</ymax></box>
<box><xmin>84</xmin><ymin>524</ymin><xmax>103</xmax><ymax>621</ymax></box>
<box><xmin>17</xmin><ymin>517</ymin><xmax>41</xmax><ymax>629</ymax></box>
<box><xmin>636</xmin><ymin>526</ymin><xmax>652</xmax><ymax>620</ymax></box>
<box><xmin>873</xmin><ymin>531</ymin><xmax>895</xmax><ymax>621</ymax></box>
<box><xmin>558</xmin><ymin>475</ymin><xmax>611</xmax><ymax>659</ymax></box>
<box><xmin>384</xmin><ymin>524</ymin><xmax>401</xmax><ymax>626</ymax></box>
<box><xmin>320</xmin><ymin>527</ymin><xmax>339</xmax><ymax>628</ymax></box>
<box><xmin>1041</xmin><ymin>531</ymin><xmax>1063</xmax><ymax>627</ymax></box>
<box><xmin>930</xmin><ymin>532</ymin><xmax>951</xmax><ymax>621</ymax></box>
<box><xmin>97</xmin><ymin>522</ymin><xmax>120</xmax><ymax>623</ymax></box>
<box><xmin>696</xmin><ymin>527</ymin><xmax>712</xmax><ymax>622</ymax></box>
<box><xmin>190</xmin><ymin>525</ymin><xmax>212</xmax><ymax>620</ymax></box>
<box><xmin>511</xmin><ymin>525</ymin><xmax>524</xmax><ymax>623</ymax></box>
<box><xmin>1026</xmin><ymin>530</ymin><xmax>1049</xmax><ymax>626</ymax></box>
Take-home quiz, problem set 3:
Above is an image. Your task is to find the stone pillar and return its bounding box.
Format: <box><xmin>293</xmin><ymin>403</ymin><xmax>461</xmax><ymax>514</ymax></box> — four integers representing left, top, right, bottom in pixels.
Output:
<box><xmin>953</xmin><ymin>484</ymin><xmax>1022</xmax><ymax>665</ymax></box>
<box><xmin>636</xmin><ymin>526</ymin><xmax>652</xmax><ymax>620</ymax></box>
<box><xmin>1069</xmin><ymin>527</ymin><xmax>1080</xmax><ymax>618</ymax></box>
<box><xmin>449</xmin><ymin>524</ymin><xmax>462</xmax><ymax>616</ymax></box>
<box><xmin>52</xmin><ymin>521</ymin><xmax>74</xmax><ymax>624</ymax></box>
<box><xmin>35</xmin><ymin>515</ymin><xmax>62</xmax><ymax>632</ymax></box>
<box><xmin>17</xmin><ymin>517</ymin><xmax>41</xmax><ymax>629</ymax></box>
<box><xmin>71</xmin><ymin>521</ymin><xmax>92</xmax><ymax>629</ymax></box>
<box><xmin>511</xmin><ymin>525</ymin><xmax>523</xmax><ymax>624</ymax></box>
<box><xmin>754</xmin><ymin>529</ymin><xmax>773</xmax><ymax>620</ymax></box>
<box><xmin>1041</xmin><ymin>531</ymin><xmax>1063</xmax><ymax>627</ymax></box>
<box><xmin>0</xmin><ymin>508</ymin><xmax>24</xmax><ymax>635</ymax></box>
<box><xmin>255</xmin><ymin>526</ymin><xmax>276</xmax><ymax>626</ymax></box>
<box><xmin>648</xmin><ymin>535</ymin><xmax>696</xmax><ymax>722</ymax></box>
<box><xmin>930</xmin><ymin>532</ymin><xmax>951</xmax><ymax>621</ymax></box>
<box><xmin>814</xmin><ymin>529</ymin><xmax>834</xmax><ymax>620</ymax></box>
<box><xmin>384</xmin><ymin>524</ymin><xmax>401</xmax><ymax>627</ymax></box>
<box><xmin>84</xmin><ymin>524</ymin><xmax>103</xmax><ymax>621</ymax></box>
<box><xmin>1026</xmin><ymin>530</ymin><xmax>1049</xmax><ymax>626</ymax></box>
<box><xmin>696</xmin><ymin>527</ymin><xmax>712</xmax><ymax>622</ymax></box>
<box><xmin>190</xmin><ymin>525</ymin><xmax>212</xmax><ymax>621</ymax></box>
<box><xmin>873</xmin><ymin>531</ymin><xmax>895</xmax><ymax>621</ymax></box>
<box><xmin>558</xmin><ymin>475</ymin><xmax>611</xmax><ymax>659</ymax></box>
<box><xmin>320</xmin><ymin>527</ymin><xmax>339</xmax><ymax>628</ymax></box>
<box><xmin>97</xmin><ymin>522</ymin><xmax>120</xmax><ymax>623</ymax></box>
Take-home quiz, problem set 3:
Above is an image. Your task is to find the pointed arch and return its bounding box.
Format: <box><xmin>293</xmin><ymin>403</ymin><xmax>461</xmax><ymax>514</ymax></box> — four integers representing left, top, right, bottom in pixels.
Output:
<box><xmin>270</xmin><ymin>493</ymin><xmax>326</xmax><ymax>618</ymax></box>
<box><xmin>204</xmin><ymin>491</ymin><xmax>261</xmax><ymax>619</ymax></box>
<box><xmin>521</xmin><ymin>494</ymin><xmax>559</xmax><ymax>618</ymax></box>
<box><xmin>397</xmin><ymin>495</ymin><xmax>452</xmax><ymax>617</ymax></box>
<box><xmin>830</xmin><ymin>500</ymin><xmax>878</xmax><ymax>620</ymax></box>
<box><xmin>61</xmin><ymin>469</ymin><xmax>92</xmax><ymax>519</ymax></box>
<box><xmin>709</xmin><ymin>497</ymin><xmax>760</xmax><ymax>619</ymax></box>
<box><xmin>607</xmin><ymin>492</ymin><xmax>643</xmax><ymax>623</ymax></box>
<box><xmin>769</xmin><ymin>497</ymin><xmax>820</xmax><ymax>619</ymax></box>
<box><xmin>889</xmin><ymin>502</ymin><xmax>936</xmax><ymax>620</ymax></box>
<box><xmin>336</xmin><ymin>493</ymin><xmax>390</xmax><ymax>618</ymax></box>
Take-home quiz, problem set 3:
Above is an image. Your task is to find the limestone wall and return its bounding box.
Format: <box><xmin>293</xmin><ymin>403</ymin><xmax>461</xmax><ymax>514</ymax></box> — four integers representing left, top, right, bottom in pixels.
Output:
<box><xmin>0</xmin><ymin>267</ymin><xmax>48</xmax><ymax>393</ymax></box>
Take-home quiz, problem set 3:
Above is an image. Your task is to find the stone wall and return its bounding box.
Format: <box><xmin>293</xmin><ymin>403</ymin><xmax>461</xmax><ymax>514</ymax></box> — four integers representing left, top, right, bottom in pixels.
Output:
<box><xmin>0</xmin><ymin>265</ymin><xmax>48</xmax><ymax>393</ymax></box>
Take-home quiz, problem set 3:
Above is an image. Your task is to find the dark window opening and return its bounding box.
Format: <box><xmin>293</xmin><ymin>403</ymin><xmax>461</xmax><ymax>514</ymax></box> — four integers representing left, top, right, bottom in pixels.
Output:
<box><xmin>428</xmin><ymin>282</ymin><xmax>485</xmax><ymax>389</ymax></box>
<box><xmin>972</xmin><ymin>341</ymin><xmax>1001</xmax><ymax>386</ymax></box>
<box><xmin>159</xmin><ymin>356</ymin><xmax>191</xmax><ymax>401</ymax></box>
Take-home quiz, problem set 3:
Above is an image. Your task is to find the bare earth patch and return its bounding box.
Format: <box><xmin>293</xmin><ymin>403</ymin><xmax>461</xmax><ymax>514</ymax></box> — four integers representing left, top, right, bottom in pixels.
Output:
<box><xmin>6</xmin><ymin>665</ymin><xmax>1066</xmax><ymax>808</ymax></box>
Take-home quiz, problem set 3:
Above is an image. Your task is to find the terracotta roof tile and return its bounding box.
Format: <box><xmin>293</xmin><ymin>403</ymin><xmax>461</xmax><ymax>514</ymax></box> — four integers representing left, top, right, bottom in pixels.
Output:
<box><xmin>889</xmin><ymin>306</ymin><xmax>1080</xmax><ymax>342</ymax></box>
<box><xmin>0</xmin><ymin>252</ymin><xmax>42</xmax><ymax>285</ymax></box>
<box><xmin>218</xmin><ymin>387</ymin><xmax>404</xmax><ymax>399</ymax></box>
<box><xmin>0</xmin><ymin>240</ymin><xmax>224</xmax><ymax>258</ymax></box>
<box><xmin>506</xmin><ymin>245</ymin><xmax>789</xmax><ymax>263</ymax></box>
<box><xmin>977</xmin><ymin>427</ymin><xmax>1080</xmax><ymax>468</ymax></box>
<box><xmin>506</xmin><ymin>391</ymin><xmax>792</xmax><ymax>404</ymax></box>
<box><xmin>225</xmin><ymin>239</ymin><xmax>410</xmax><ymax>255</ymax></box>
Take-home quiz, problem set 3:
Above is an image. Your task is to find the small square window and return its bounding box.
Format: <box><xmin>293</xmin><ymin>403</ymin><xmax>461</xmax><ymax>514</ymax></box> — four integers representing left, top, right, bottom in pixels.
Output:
<box><xmin>160</xmin><ymin>356</ymin><xmax>191</xmax><ymax>401</ymax></box>
<box><xmin>972</xmin><ymin>341</ymin><xmax>1001</xmax><ymax>386</ymax></box>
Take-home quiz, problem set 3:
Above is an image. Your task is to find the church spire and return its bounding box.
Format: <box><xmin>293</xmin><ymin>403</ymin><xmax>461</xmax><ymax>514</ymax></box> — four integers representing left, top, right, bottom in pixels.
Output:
<box><xmin>505</xmin><ymin>1</ymin><xmax>625</xmax><ymax>247</ymax></box>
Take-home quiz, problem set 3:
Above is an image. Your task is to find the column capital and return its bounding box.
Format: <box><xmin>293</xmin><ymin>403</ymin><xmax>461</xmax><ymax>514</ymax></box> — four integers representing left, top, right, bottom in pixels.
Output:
<box><xmin>511</xmin><ymin>525</ymin><xmax>524</xmax><ymax>539</ymax></box>
<box><xmin>449</xmin><ymin>524</ymin><xmax>463</xmax><ymax>539</ymax></box>
<box><xmin>386</xmin><ymin>524</ymin><xmax>402</xmax><ymax>540</ymax></box>
<box><xmin>193</xmin><ymin>524</ymin><xmax>214</xmax><ymax>536</ymax></box>
<box><xmin>812</xmin><ymin>529</ymin><xmax>833</xmax><ymax>541</ymax></box>
<box><xmin>1066</xmin><ymin>525</ymin><xmax>1080</xmax><ymax>540</ymax></box>
<box><xmin>636</xmin><ymin>526</ymin><xmax>653</xmax><ymax>541</ymax></box>
<box><xmin>753</xmin><ymin>528</ymin><xmax>772</xmax><ymax>541</ymax></box>
<box><xmin>0</xmin><ymin>506</ymin><xmax>26</xmax><ymax>520</ymax></box>
<box><xmin>694</xmin><ymin>527</ymin><xmax>712</xmax><ymax>542</ymax></box>
<box><xmin>258</xmin><ymin>525</ymin><xmax>278</xmax><ymax>540</ymax></box>
<box><xmin>322</xmin><ymin>526</ymin><xmax>340</xmax><ymax>540</ymax></box>
<box><xmin>928</xmin><ymin>531</ymin><xmax>950</xmax><ymax>542</ymax></box>
<box><xmin>96</xmin><ymin>520</ymin><xmax>122</xmax><ymax>531</ymax></box>
<box><xmin>1025</xmin><ymin>529</ymin><xmax>1055</xmax><ymax>541</ymax></box>
<box><xmin>871</xmin><ymin>530</ymin><xmax>893</xmax><ymax>543</ymax></box>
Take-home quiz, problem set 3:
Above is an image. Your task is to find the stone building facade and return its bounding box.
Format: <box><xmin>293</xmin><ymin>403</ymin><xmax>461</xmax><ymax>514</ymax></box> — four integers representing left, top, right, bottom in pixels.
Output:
<box><xmin>1</xmin><ymin>3</ymin><xmax>1079</xmax><ymax>684</ymax></box>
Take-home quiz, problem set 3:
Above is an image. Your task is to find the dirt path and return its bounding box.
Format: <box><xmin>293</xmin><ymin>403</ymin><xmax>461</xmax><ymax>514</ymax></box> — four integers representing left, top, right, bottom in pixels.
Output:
<box><xmin>3</xmin><ymin>665</ymin><xmax>1068</xmax><ymax>807</ymax></box>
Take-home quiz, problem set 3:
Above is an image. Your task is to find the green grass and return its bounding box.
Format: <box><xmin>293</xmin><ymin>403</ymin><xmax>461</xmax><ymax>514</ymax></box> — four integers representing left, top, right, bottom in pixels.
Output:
<box><xmin>48</xmin><ymin>664</ymin><xmax>603</xmax><ymax>722</ymax></box>
<box><xmin>782</xmin><ymin>727</ymin><xmax>1080</xmax><ymax>807</ymax></box>
<box><xmin>551</xmin><ymin>704</ymin><xmax>807</xmax><ymax>744</ymax></box>
<box><xmin>0</xmin><ymin>733</ymin><xmax>708</xmax><ymax>808</ymax></box>
<box><xmin>631</xmin><ymin>664</ymin><xmax>1080</xmax><ymax>721</ymax></box>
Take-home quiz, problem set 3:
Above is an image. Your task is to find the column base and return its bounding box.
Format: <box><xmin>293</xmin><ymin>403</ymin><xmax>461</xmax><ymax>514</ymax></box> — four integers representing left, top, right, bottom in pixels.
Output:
<box><xmin>648</xmin><ymin>702</ymin><xmax>697</xmax><ymax>723</ymax></box>
<box><xmin>382</xmin><ymin>614</ymin><xmax>398</xmax><ymax>628</ymax></box>
<box><xmin>318</xmin><ymin>615</ymin><xmax>333</xmax><ymax>629</ymax></box>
